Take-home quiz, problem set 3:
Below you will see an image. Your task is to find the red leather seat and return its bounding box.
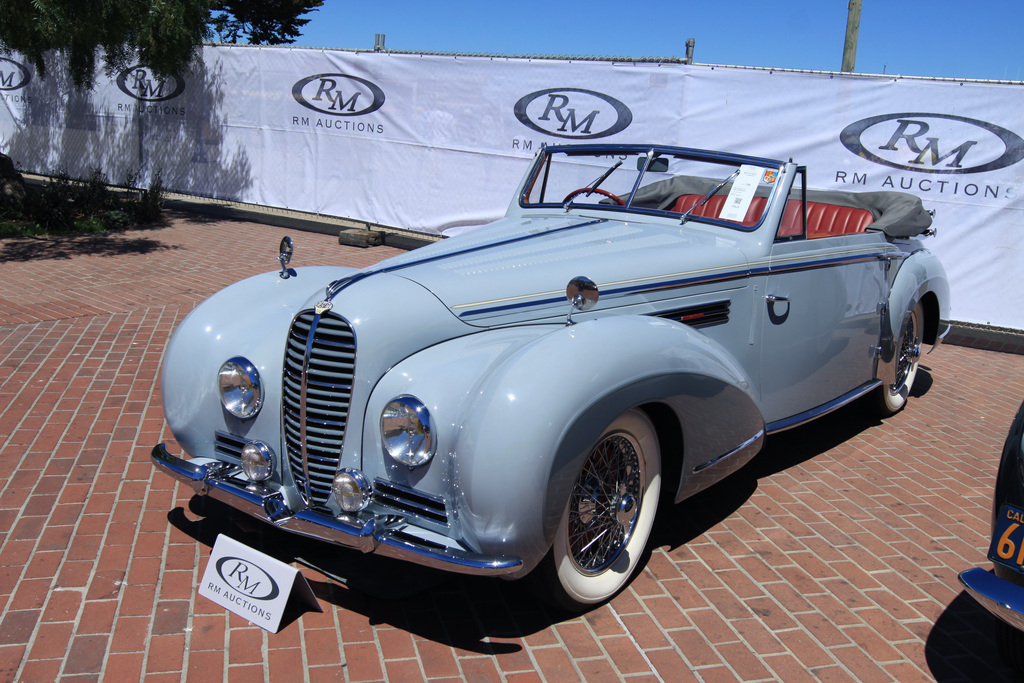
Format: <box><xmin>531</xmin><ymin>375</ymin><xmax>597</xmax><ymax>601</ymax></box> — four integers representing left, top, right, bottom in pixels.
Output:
<box><xmin>673</xmin><ymin>195</ymin><xmax>873</xmax><ymax>238</ymax></box>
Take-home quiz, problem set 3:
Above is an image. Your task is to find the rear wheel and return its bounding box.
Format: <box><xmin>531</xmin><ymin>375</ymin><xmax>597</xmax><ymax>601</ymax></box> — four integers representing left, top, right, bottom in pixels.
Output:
<box><xmin>537</xmin><ymin>409</ymin><xmax>661</xmax><ymax>611</ymax></box>
<box><xmin>876</xmin><ymin>302</ymin><xmax>923</xmax><ymax>416</ymax></box>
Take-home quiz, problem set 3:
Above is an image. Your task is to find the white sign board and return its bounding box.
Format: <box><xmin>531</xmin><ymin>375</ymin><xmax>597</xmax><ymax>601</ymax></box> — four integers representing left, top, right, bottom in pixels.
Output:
<box><xmin>199</xmin><ymin>534</ymin><xmax>321</xmax><ymax>633</ymax></box>
<box><xmin>1</xmin><ymin>47</ymin><xmax>1022</xmax><ymax>328</ymax></box>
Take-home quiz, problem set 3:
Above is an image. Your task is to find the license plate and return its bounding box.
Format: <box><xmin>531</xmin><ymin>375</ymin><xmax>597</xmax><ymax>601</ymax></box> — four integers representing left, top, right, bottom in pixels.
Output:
<box><xmin>989</xmin><ymin>504</ymin><xmax>1024</xmax><ymax>574</ymax></box>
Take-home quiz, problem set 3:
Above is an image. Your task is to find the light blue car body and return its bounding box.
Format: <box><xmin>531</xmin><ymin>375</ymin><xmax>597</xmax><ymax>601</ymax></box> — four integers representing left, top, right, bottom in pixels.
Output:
<box><xmin>152</xmin><ymin>144</ymin><xmax>950</xmax><ymax>583</ymax></box>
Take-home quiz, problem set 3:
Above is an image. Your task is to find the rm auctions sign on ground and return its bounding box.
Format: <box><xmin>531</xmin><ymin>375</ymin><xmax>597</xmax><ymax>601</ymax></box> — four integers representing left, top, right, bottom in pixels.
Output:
<box><xmin>199</xmin><ymin>534</ymin><xmax>320</xmax><ymax>632</ymax></box>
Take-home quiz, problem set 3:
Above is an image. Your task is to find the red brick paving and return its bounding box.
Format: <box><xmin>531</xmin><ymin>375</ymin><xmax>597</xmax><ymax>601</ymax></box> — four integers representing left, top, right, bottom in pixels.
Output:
<box><xmin>1</xmin><ymin>212</ymin><xmax>1022</xmax><ymax>681</ymax></box>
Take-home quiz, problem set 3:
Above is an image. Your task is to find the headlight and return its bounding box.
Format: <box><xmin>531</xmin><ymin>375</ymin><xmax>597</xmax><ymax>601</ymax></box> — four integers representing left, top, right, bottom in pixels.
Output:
<box><xmin>218</xmin><ymin>357</ymin><xmax>262</xmax><ymax>419</ymax></box>
<box><xmin>381</xmin><ymin>396</ymin><xmax>435</xmax><ymax>467</ymax></box>
<box><xmin>240</xmin><ymin>441</ymin><xmax>273</xmax><ymax>482</ymax></box>
<box><xmin>332</xmin><ymin>469</ymin><xmax>371</xmax><ymax>512</ymax></box>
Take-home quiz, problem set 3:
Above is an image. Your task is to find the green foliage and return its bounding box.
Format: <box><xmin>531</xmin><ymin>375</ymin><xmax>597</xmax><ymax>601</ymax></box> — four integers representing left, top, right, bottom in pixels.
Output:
<box><xmin>100</xmin><ymin>210</ymin><xmax>133</xmax><ymax>231</ymax></box>
<box><xmin>2</xmin><ymin>167</ymin><xmax>165</xmax><ymax>235</ymax></box>
<box><xmin>0</xmin><ymin>0</ymin><xmax>213</xmax><ymax>89</ymax></box>
<box><xmin>0</xmin><ymin>0</ymin><xmax>323</xmax><ymax>89</ymax></box>
<box><xmin>26</xmin><ymin>170</ymin><xmax>76</xmax><ymax>233</ymax></box>
<box><xmin>210</xmin><ymin>1</ymin><xmax>323</xmax><ymax>45</ymax></box>
<box><xmin>76</xmin><ymin>168</ymin><xmax>114</xmax><ymax>217</ymax></box>
<box><xmin>132</xmin><ymin>169</ymin><xmax>166</xmax><ymax>224</ymax></box>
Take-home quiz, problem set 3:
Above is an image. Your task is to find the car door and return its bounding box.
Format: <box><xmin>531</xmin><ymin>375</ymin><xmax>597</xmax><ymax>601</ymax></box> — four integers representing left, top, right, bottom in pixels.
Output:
<box><xmin>759</xmin><ymin>172</ymin><xmax>888</xmax><ymax>427</ymax></box>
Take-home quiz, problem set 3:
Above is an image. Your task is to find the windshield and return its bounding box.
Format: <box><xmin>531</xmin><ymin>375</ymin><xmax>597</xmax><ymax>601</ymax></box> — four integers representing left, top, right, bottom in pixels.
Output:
<box><xmin>520</xmin><ymin>147</ymin><xmax>784</xmax><ymax>231</ymax></box>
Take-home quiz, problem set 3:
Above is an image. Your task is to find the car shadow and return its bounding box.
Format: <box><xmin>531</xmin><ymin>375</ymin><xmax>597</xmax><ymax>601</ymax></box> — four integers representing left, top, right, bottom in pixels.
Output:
<box><xmin>168</xmin><ymin>497</ymin><xmax>555</xmax><ymax>652</ymax></box>
<box><xmin>166</xmin><ymin>369</ymin><xmax>938</xmax><ymax>650</ymax></box>
<box><xmin>651</xmin><ymin>381</ymin><xmax>896</xmax><ymax>550</ymax></box>
<box><xmin>925</xmin><ymin>592</ymin><xmax>1017</xmax><ymax>681</ymax></box>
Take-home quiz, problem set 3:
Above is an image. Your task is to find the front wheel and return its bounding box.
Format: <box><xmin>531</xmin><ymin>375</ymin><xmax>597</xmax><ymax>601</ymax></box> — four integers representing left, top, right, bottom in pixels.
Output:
<box><xmin>536</xmin><ymin>409</ymin><xmax>661</xmax><ymax>611</ymax></box>
<box><xmin>876</xmin><ymin>302</ymin><xmax>923</xmax><ymax>416</ymax></box>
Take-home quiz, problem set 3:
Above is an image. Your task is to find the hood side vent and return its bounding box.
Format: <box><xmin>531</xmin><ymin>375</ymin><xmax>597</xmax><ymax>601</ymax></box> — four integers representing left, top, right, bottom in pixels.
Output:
<box><xmin>656</xmin><ymin>300</ymin><xmax>731</xmax><ymax>328</ymax></box>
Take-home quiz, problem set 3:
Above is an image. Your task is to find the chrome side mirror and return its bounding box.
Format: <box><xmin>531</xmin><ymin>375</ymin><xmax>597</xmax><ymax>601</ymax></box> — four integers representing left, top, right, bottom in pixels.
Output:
<box><xmin>278</xmin><ymin>236</ymin><xmax>295</xmax><ymax>279</ymax></box>
<box><xmin>566</xmin><ymin>276</ymin><xmax>599</xmax><ymax>325</ymax></box>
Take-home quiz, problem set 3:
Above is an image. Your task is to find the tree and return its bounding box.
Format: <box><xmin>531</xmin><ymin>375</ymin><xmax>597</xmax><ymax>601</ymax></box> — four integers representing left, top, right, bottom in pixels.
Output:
<box><xmin>0</xmin><ymin>0</ymin><xmax>323</xmax><ymax>90</ymax></box>
<box><xmin>210</xmin><ymin>1</ymin><xmax>324</xmax><ymax>45</ymax></box>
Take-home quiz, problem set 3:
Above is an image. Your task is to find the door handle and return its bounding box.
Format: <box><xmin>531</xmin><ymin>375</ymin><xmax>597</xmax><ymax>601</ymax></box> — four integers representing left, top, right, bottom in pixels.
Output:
<box><xmin>766</xmin><ymin>295</ymin><xmax>790</xmax><ymax>324</ymax></box>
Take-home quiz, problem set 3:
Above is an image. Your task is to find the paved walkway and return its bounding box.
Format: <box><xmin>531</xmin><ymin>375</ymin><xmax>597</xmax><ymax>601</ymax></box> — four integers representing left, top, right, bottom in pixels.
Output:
<box><xmin>1</xmin><ymin>212</ymin><xmax>1022</xmax><ymax>682</ymax></box>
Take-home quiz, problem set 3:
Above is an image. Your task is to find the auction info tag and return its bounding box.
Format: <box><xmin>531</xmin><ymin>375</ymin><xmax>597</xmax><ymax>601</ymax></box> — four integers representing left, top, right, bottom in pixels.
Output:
<box><xmin>199</xmin><ymin>534</ymin><xmax>321</xmax><ymax>633</ymax></box>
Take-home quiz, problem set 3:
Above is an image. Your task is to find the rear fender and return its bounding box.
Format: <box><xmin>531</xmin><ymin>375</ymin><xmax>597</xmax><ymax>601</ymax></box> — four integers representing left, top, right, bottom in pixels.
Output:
<box><xmin>878</xmin><ymin>248</ymin><xmax>950</xmax><ymax>386</ymax></box>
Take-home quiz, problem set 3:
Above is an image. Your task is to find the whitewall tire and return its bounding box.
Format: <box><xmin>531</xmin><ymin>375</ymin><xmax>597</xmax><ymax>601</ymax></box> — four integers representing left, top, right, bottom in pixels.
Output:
<box><xmin>539</xmin><ymin>409</ymin><xmax>661</xmax><ymax>611</ymax></box>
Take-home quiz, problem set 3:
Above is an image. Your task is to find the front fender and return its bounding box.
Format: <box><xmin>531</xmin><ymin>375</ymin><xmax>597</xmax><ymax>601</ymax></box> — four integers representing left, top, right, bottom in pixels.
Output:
<box><xmin>162</xmin><ymin>265</ymin><xmax>354</xmax><ymax>460</ymax></box>
<box><xmin>364</xmin><ymin>315</ymin><xmax>763</xmax><ymax>575</ymax></box>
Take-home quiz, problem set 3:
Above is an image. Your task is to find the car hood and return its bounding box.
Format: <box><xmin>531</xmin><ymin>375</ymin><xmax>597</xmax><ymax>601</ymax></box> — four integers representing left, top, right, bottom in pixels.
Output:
<box><xmin>362</xmin><ymin>214</ymin><xmax>753</xmax><ymax>326</ymax></box>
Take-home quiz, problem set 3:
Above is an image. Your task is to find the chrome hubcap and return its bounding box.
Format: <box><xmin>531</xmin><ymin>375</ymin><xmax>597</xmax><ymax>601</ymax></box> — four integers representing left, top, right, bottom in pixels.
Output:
<box><xmin>892</xmin><ymin>315</ymin><xmax>920</xmax><ymax>392</ymax></box>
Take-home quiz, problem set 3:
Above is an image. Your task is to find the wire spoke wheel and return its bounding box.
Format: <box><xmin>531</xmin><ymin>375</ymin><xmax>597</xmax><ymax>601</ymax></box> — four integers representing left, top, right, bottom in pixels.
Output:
<box><xmin>877</xmin><ymin>302</ymin><xmax>923</xmax><ymax>416</ymax></box>
<box><xmin>537</xmin><ymin>409</ymin><xmax>661</xmax><ymax>611</ymax></box>
<box><xmin>567</xmin><ymin>433</ymin><xmax>642</xmax><ymax>574</ymax></box>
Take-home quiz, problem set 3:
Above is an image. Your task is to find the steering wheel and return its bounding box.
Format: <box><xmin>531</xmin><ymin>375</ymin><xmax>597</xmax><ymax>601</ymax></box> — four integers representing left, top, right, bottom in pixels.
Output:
<box><xmin>563</xmin><ymin>187</ymin><xmax>625</xmax><ymax>205</ymax></box>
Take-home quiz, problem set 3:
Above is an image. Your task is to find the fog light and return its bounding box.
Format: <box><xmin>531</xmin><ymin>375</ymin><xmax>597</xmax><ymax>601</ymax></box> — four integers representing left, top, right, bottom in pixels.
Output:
<box><xmin>332</xmin><ymin>469</ymin><xmax>371</xmax><ymax>512</ymax></box>
<box><xmin>240</xmin><ymin>441</ymin><xmax>273</xmax><ymax>482</ymax></box>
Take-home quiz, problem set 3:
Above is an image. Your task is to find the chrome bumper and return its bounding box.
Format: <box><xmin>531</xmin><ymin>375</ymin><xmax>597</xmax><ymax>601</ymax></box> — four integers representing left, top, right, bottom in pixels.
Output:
<box><xmin>959</xmin><ymin>567</ymin><xmax>1024</xmax><ymax>631</ymax></box>
<box><xmin>151</xmin><ymin>444</ymin><xmax>522</xmax><ymax>577</ymax></box>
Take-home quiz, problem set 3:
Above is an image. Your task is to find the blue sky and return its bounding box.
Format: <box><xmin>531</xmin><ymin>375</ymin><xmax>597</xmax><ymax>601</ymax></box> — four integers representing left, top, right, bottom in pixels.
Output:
<box><xmin>297</xmin><ymin>1</ymin><xmax>1024</xmax><ymax>82</ymax></box>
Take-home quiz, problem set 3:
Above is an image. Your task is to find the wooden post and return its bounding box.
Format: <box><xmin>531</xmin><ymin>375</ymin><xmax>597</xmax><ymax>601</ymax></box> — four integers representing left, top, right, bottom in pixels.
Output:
<box><xmin>842</xmin><ymin>0</ymin><xmax>862</xmax><ymax>72</ymax></box>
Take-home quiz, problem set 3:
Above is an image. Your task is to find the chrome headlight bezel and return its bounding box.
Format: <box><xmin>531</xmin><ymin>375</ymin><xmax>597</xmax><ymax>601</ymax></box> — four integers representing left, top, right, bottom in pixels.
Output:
<box><xmin>380</xmin><ymin>395</ymin><xmax>435</xmax><ymax>468</ymax></box>
<box><xmin>218</xmin><ymin>356</ymin><xmax>263</xmax><ymax>419</ymax></box>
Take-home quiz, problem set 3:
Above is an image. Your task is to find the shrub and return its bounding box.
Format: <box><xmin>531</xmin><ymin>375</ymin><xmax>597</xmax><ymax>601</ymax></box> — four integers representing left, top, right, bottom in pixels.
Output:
<box><xmin>135</xmin><ymin>169</ymin><xmax>165</xmax><ymax>224</ymax></box>
<box><xmin>76</xmin><ymin>168</ymin><xmax>113</xmax><ymax>217</ymax></box>
<box><xmin>0</xmin><ymin>166</ymin><xmax>167</xmax><ymax>236</ymax></box>
<box><xmin>26</xmin><ymin>170</ymin><xmax>76</xmax><ymax>233</ymax></box>
<box><xmin>100</xmin><ymin>209</ymin><xmax>133</xmax><ymax>231</ymax></box>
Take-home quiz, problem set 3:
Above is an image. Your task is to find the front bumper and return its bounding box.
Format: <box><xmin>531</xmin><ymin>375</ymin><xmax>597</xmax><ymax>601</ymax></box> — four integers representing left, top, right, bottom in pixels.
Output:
<box><xmin>152</xmin><ymin>444</ymin><xmax>522</xmax><ymax>577</ymax></box>
<box><xmin>958</xmin><ymin>566</ymin><xmax>1024</xmax><ymax>631</ymax></box>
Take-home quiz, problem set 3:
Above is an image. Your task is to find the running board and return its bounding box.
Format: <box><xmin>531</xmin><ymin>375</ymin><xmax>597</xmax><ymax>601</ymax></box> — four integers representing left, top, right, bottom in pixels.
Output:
<box><xmin>765</xmin><ymin>380</ymin><xmax>881</xmax><ymax>434</ymax></box>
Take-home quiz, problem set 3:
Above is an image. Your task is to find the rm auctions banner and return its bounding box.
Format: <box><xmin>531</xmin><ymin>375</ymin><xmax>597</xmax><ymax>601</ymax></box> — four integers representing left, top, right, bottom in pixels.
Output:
<box><xmin>0</xmin><ymin>46</ymin><xmax>1021</xmax><ymax>329</ymax></box>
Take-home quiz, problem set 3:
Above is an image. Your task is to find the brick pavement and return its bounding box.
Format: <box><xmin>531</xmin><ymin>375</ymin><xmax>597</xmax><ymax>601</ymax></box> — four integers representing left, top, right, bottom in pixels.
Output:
<box><xmin>1</xmin><ymin>212</ymin><xmax>1022</xmax><ymax>681</ymax></box>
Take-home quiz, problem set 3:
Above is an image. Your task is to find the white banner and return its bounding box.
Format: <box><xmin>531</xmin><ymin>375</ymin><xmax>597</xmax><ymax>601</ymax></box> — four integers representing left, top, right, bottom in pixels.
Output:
<box><xmin>1</xmin><ymin>48</ymin><xmax>1022</xmax><ymax>329</ymax></box>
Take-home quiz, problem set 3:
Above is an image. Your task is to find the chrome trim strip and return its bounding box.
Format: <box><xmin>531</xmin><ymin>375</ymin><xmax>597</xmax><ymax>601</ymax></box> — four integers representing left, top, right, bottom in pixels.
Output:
<box><xmin>693</xmin><ymin>430</ymin><xmax>764</xmax><ymax>473</ymax></box>
<box><xmin>298</xmin><ymin>312</ymin><xmax>319</xmax><ymax>504</ymax></box>
<box><xmin>151</xmin><ymin>444</ymin><xmax>522</xmax><ymax>576</ymax></box>
<box><xmin>959</xmin><ymin>567</ymin><xmax>1024</xmax><ymax>632</ymax></box>
<box><xmin>457</xmin><ymin>248</ymin><xmax>889</xmax><ymax>319</ymax></box>
<box><xmin>765</xmin><ymin>380</ymin><xmax>881</xmax><ymax>434</ymax></box>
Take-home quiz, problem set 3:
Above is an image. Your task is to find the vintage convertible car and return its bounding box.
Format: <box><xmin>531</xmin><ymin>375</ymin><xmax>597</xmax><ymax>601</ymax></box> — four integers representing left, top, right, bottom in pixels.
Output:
<box><xmin>959</xmin><ymin>399</ymin><xmax>1024</xmax><ymax>674</ymax></box>
<box><xmin>152</xmin><ymin>143</ymin><xmax>949</xmax><ymax>610</ymax></box>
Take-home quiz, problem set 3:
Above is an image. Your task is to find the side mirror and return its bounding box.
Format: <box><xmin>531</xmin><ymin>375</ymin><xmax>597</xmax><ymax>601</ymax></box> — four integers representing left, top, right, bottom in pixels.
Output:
<box><xmin>565</xmin><ymin>276</ymin><xmax>599</xmax><ymax>325</ymax></box>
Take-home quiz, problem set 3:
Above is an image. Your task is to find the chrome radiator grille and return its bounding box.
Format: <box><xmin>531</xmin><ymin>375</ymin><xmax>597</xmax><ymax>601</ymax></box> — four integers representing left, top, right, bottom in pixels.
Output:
<box><xmin>282</xmin><ymin>310</ymin><xmax>355</xmax><ymax>506</ymax></box>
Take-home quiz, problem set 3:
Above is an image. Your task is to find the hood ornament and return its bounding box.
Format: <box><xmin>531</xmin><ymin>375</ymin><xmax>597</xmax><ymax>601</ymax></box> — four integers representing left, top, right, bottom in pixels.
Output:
<box><xmin>565</xmin><ymin>276</ymin><xmax>599</xmax><ymax>326</ymax></box>
<box><xmin>278</xmin><ymin>236</ymin><xmax>296</xmax><ymax>279</ymax></box>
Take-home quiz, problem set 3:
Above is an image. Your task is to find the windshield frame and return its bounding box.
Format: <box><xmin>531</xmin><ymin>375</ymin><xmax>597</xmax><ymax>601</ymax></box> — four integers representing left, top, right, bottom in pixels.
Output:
<box><xmin>518</xmin><ymin>144</ymin><xmax>787</xmax><ymax>233</ymax></box>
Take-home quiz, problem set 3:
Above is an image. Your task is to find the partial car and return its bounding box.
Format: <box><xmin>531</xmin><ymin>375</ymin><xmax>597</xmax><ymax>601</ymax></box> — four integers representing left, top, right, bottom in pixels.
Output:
<box><xmin>152</xmin><ymin>143</ymin><xmax>950</xmax><ymax>611</ymax></box>
<box><xmin>959</xmin><ymin>399</ymin><xmax>1024</xmax><ymax>673</ymax></box>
